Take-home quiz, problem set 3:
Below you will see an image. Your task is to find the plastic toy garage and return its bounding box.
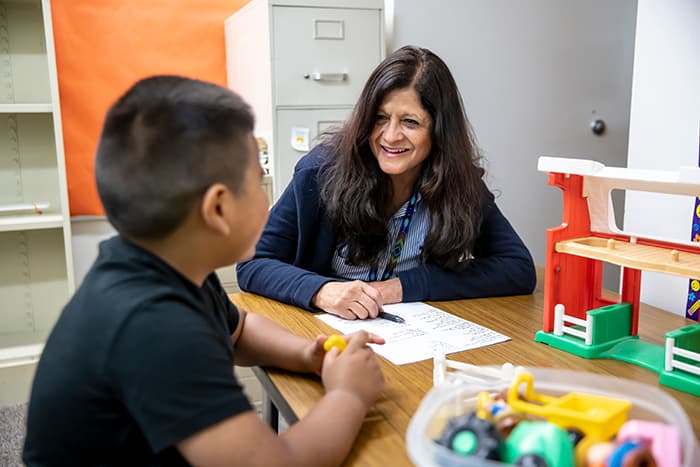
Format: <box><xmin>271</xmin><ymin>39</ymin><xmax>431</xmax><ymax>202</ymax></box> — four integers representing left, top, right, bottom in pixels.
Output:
<box><xmin>535</xmin><ymin>156</ymin><xmax>700</xmax><ymax>396</ymax></box>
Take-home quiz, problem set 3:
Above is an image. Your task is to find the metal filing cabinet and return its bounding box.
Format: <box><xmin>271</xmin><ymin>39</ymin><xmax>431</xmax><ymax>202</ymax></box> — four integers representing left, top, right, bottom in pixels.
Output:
<box><xmin>225</xmin><ymin>0</ymin><xmax>385</xmax><ymax>200</ymax></box>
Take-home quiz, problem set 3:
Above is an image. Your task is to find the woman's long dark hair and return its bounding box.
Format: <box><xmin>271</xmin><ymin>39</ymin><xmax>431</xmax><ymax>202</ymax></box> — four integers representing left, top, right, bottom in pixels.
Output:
<box><xmin>319</xmin><ymin>45</ymin><xmax>484</xmax><ymax>271</ymax></box>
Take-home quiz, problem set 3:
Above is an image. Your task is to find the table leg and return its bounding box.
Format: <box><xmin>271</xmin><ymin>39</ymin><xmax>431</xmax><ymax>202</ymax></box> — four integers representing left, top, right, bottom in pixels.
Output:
<box><xmin>262</xmin><ymin>390</ymin><xmax>279</xmax><ymax>431</ymax></box>
<box><xmin>252</xmin><ymin>367</ymin><xmax>299</xmax><ymax>431</ymax></box>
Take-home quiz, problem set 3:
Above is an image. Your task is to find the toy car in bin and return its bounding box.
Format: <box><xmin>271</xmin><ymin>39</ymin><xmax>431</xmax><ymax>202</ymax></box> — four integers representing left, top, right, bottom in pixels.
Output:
<box><xmin>434</xmin><ymin>411</ymin><xmax>576</xmax><ymax>467</ymax></box>
<box><xmin>506</xmin><ymin>371</ymin><xmax>631</xmax><ymax>442</ymax></box>
<box><xmin>406</xmin><ymin>365</ymin><xmax>699</xmax><ymax>467</ymax></box>
<box><xmin>500</xmin><ymin>420</ymin><xmax>575</xmax><ymax>467</ymax></box>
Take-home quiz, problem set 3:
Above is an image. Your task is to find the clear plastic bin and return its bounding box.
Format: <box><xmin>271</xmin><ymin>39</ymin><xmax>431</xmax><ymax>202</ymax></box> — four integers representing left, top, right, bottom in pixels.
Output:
<box><xmin>406</xmin><ymin>366</ymin><xmax>699</xmax><ymax>467</ymax></box>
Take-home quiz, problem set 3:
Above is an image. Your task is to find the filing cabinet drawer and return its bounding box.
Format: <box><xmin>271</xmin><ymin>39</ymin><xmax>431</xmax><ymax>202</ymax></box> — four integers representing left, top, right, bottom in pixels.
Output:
<box><xmin>274</xmin><ymin>107</ymin><xmax>351</xmax><ymax>196</ymax></box>
<box><xmin>272</xmin><ymin>6</ymin><xmax>382</xmax><ymax>107</ymax></box>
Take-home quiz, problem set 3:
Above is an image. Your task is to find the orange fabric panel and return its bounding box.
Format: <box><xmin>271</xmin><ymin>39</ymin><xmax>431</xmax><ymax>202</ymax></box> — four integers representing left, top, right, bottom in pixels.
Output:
<box><xmin>51</xmin><ymin>0</ymin><xmax>251</xmax><ymax>215</ymax></box>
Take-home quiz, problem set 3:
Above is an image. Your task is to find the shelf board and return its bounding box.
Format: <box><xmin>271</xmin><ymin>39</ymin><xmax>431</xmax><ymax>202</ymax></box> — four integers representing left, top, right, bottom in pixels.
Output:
<box><xmin>0</xmin><ymin>0</ymin><xmax>42</xmax><ymax>5</ymax></box>
<box><xmin>0</xmin><ymin>103</ymin><xmax>53</xmax><ymax>113</ymax></box>
<box><xmin>0</xmin><ymin>213</ymin><xmax>64</xmax><ymax>232</ymax></box>
<box><xmin>555</xmin><ymin>236</ymin><xmax>700</xmax><ymax>279</ymax></box>
<box><xmin>0</xmin><ymin>343</ymin><xmax>43</xmax><ymax>369</ymax></box>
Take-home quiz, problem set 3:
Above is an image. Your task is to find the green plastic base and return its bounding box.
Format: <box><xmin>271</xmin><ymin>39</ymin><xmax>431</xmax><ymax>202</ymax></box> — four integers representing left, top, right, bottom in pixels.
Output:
<box><xmin>535</xmin><ymin>331</ymin><xmax>700</xmax><ymax>396</ymax></box>
<box><xmin>599</xmin><ymin>339</ymin><xmax>665</xmax><ymax>372</ymax></box>
<box><xmin>534</xmin><ymin>331</ymin><xmax>639</xmax><ymax>360</ymax></box>
<box><xmin>660</xmin><ymin>370</ymin><xmax>700</xmax><ymax>397</ymax></box>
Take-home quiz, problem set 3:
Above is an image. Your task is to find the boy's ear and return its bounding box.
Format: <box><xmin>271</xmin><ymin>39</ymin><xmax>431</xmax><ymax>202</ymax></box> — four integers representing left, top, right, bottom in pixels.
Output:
<box><xmin>200</xmin><ymin>183</ymin><xmax>232</xmax><ymax>236</ymax></box>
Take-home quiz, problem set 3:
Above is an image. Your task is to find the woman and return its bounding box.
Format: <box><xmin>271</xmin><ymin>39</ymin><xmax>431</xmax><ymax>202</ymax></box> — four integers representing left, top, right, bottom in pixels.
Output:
<box><xmin>237</xmin><ymin>45</ymin><xmax>536</xmax><ymax>320</ymax></box>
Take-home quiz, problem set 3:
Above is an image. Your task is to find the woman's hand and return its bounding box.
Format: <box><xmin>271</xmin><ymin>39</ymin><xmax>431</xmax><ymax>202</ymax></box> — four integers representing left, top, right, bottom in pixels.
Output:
<box><xmin>312</xmin><ymin>280</ymin><xmax>384</xmax><ymax>319</ymax></box>
<box><xmin>302</xmin><ymin>332</ymin><xmax>386</xmax><ymax>376</ymax></box>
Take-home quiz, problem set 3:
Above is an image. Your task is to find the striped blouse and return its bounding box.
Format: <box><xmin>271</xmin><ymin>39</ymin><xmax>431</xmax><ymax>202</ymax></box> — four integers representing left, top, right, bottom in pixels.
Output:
<box><xmin>330</xmin><ymin>193</ymin><xmax>430</xmax><ymax>281</ymax></box>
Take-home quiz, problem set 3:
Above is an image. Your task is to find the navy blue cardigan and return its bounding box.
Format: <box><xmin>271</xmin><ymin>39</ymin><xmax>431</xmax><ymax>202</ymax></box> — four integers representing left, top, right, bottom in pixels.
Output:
<box><xmin>236</xmin><ymin>147</ymin><xmax>536</xmax><ymax>311</ymax></box>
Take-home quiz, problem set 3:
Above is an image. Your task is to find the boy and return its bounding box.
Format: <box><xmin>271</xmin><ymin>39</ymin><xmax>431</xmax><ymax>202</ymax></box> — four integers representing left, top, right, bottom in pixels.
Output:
<box><xmin>23</xmin><ymin>76</ymin><xmax>385</xmax><ymax>466</ymax></box>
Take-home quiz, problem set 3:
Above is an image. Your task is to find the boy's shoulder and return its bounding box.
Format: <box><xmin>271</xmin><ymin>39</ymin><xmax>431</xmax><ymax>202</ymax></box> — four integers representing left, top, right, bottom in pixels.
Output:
<box><xmin>65</xmin><ymin>236</ymin><xmax>208</xmax><ymax>342</ymax></box>
<box><xmin>42</xmin><ymin>235</ymin><xmax>236</xmax><ymax>391</ymax></box>
<box><xmin>80</xmin><ymin>236</ymin><xmax>187</xmax><ymax>306</ymax></box>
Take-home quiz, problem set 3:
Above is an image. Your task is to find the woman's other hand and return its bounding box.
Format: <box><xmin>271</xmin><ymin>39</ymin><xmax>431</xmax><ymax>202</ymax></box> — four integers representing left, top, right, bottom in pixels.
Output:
<box><xmin>368</xmin><ymin>278</ymin><xmax>403</xmax><ymax>304</ymax></box>
<box><xmin>312</xmin><ymin>281</ymin><xmax>383</xmax><ymax>319</ymax></box>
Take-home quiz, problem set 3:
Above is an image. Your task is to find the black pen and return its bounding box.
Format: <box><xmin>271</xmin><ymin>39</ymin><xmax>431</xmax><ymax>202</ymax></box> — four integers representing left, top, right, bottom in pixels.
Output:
<box><xmin>377</xmin><ymin>311</ymin><xmax>405</xmax><ymax>324</ymax></box>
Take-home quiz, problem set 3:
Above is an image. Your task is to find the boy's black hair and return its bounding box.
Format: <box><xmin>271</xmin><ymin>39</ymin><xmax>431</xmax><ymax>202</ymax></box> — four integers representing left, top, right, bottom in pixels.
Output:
<box><xmin>95</xmin><ymin>75</ymin><xmax>255</xmax><ymax>239</ymax></box>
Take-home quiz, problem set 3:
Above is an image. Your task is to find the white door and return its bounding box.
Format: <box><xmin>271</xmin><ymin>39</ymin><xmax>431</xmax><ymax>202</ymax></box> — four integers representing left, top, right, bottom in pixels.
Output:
<box><xmin>393</xmin><ymin>0</ymin><xmax>637</xmax><ymax>289</ymax></box>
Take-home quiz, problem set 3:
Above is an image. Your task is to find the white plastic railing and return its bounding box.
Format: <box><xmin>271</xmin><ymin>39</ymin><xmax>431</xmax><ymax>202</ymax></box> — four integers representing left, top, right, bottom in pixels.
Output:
<box><xmin>553</xmin><ymin>304</ymin><xmax>593</xmax><ymax>345</ymax></box>
<box><xmin>664</xmin><ymin>337</ymin><xmax>700</xmax><ymax>376</ymax></box>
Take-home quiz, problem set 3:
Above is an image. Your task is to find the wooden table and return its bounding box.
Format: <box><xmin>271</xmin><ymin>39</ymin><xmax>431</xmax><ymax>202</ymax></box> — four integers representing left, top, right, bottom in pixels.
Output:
<box><xmin>230</xmin><ymin>274</ymin><xmax>700</xmax><ymax>466</ymax></box>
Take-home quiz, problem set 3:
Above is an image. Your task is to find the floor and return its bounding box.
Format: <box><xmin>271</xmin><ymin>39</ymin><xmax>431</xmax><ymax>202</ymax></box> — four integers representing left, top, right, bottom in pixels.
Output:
<box><xmin>0</xmin><ymin>403</ymin><xmax>25</xmax><ymax>467</ymax></box>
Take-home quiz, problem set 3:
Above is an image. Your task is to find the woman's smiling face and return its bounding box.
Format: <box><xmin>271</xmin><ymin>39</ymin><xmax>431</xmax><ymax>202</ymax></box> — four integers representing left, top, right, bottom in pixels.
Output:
<box><xmin>370</xmin><ymin>87</ymin><xmax>433</xmax><ymax>192</ymax></box>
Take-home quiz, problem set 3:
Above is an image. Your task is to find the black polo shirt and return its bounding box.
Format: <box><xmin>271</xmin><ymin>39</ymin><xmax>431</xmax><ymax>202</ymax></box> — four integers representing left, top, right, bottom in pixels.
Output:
<box><xmin>24</xmin><ymin>235</ymin><xmax>251</xmax><ymax>466</ymax></box>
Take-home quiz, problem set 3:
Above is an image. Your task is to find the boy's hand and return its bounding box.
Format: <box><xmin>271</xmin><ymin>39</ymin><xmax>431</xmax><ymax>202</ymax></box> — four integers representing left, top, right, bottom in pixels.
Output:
<box><xmin>320</xmin><ymin>331</ymin><xmax>385</xmax><ymax>410</ymax></box>
<box><xmin>303</xmin><ymin>335</ymin><xmax>329</xmax><ymax>376</ymax></box>
<box><xmin>303</xmin><ymin>332</ymin><xmax>385</xmax><ymax>376</ymax></box>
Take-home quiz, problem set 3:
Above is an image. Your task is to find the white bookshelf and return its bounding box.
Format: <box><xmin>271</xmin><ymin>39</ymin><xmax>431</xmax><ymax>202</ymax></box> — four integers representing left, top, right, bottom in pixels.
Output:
<box><xmin>0</xmin><ymin>0</ymin><xmax>74</xmax><ymax>386</ymax></box>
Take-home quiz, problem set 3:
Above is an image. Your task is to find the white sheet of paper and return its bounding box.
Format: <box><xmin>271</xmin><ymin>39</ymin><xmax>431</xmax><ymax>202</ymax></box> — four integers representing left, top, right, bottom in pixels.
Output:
<box><xmin>316</xmin><ymin>302</ymin><xmax>510</xmax><ymax>365</ymax></box>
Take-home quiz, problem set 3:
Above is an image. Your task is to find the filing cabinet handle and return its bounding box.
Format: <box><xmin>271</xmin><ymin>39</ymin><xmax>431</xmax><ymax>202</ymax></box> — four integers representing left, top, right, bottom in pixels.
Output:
<box><xmin>303</xmin><ymin>72</ymin><xmax>347</xmax><ymax>82</ymax></box>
